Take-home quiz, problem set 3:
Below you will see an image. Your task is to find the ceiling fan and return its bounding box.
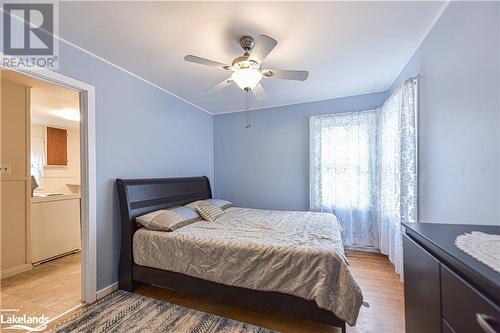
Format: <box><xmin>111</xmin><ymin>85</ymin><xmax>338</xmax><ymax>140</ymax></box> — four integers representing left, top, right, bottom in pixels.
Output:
<box><xmin>184</xmin><ymin>35</ymin><xmax>309</xmax><ymax>101</ymax></box>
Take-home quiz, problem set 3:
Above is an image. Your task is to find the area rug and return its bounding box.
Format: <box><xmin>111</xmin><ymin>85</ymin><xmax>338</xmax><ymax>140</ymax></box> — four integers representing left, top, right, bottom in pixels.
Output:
<box><xmin>50</xmin><ymin>290</ymin><xmax>274</xmax><ymax>333</ymax></box>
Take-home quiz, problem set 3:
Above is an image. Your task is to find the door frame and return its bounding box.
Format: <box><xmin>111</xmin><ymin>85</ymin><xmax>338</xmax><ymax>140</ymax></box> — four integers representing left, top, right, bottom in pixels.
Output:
<box><xmin>2</xmin><ymin>66</ymin><xmax>97</xmax><ymax>304</ymax></box>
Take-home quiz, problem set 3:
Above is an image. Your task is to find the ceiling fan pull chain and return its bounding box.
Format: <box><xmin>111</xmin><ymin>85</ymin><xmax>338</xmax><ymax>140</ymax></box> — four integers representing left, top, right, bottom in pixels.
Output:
<box><xmin>245</xmin><ymin>90</ymin><xmax>252</xmax><ymax>128</ymax></box>
<box><xmin>244</xmin><ymin>92</ymin><xmax>248</xmax><ymax>127</ymax></box>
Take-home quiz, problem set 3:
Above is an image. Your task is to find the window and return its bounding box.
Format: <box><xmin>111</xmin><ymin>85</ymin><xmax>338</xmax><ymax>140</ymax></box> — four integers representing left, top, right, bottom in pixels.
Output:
<box><xmin>310</xmin><ymin>111</ymin><xmax>378</xmax><ymax>247</ymax></box>
<box><xmin>320</xmin><ymin>118</ymin><xmax>374</xmax><ymax>210</ymax></box>
<box><xmin>310</xmin><ymin>78</ymin><xmax>417</xmax><ymax>277</ymax></box>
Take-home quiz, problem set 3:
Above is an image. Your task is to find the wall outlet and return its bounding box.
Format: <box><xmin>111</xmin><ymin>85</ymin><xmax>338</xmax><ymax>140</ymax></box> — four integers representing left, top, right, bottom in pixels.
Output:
<box><xmin>0</xmin><ymin>164</ymin><xmax>11</xmax><ymax>173</ymax></box>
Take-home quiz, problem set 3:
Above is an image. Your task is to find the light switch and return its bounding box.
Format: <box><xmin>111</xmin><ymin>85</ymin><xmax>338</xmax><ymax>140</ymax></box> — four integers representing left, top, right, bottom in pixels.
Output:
<box><xmin>0</xmin><ymin>164</ymin><xmax>11</xmax><ymax>173</ymax></box>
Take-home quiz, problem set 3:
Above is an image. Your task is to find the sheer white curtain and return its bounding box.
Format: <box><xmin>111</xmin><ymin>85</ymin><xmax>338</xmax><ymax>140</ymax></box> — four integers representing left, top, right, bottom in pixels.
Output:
<box><xmin>378</xmin><ymin>79</ymin><xmax>418</xmax><ymax>277</ymax></box>
<box><xmin>310</xmin><ymin>111</ymin><xmax>379</xmax><ymax>247</ymax></box>
<box><xmin>310</xmin><ymin>78</ymin><xmax>417</xmax><ymax>277</ymax></box>
<box><xmin>31</xmin><ymin>136</ymin><xmax>45</xmax><ymax>185</ymax></box>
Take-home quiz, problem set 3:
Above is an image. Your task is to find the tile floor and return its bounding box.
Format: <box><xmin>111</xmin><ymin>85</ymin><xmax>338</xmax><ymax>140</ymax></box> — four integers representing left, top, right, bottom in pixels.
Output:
<box><xmin>0</xmin><ymin>252</ymin><xmax>81</xmax><ymax>325</ymax></box>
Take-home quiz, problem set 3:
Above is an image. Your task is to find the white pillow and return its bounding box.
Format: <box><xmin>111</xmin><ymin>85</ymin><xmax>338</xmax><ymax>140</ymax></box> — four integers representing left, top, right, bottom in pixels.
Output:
<box><xmin>185</xmin><ymin>200</ymin><xmax>209</xmax><ymax>209</ymax></box>
<box><xmin>205</xmin><ymin>199</ymin><xmax>233</xmax><ymax>210</ymax></box>
<box><xmin>136</xmin><ymin>206</ymin><xmax>201</xmax><ymax>231</ymax></box>
<box><xmin>186</xmin><ymin>199</ymin><xmax>233</xmax><ymax>210</ymax></box>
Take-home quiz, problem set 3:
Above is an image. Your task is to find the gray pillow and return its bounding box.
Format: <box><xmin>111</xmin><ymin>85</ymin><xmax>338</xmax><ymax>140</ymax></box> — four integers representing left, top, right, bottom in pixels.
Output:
<box><xmin>136</xmin><ymin>206</ymin><xmax>201</xmax><ymax>231</ymax></box>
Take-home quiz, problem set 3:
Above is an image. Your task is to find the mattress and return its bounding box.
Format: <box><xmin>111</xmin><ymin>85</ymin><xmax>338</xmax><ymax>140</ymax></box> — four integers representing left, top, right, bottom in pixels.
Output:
<box><xmin>133</xmin><ymin>207</ymin><xmax>363</xmax><ymax>325</ymax></box>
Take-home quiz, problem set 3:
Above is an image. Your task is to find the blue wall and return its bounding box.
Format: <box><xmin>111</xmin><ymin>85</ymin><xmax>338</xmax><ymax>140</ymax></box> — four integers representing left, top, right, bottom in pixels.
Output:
<box><xmin>213</xmin><ymin>92</ymin><xmax>387</xmax><ymax>210</ymax></box>
<box><xmin>214</xmin><ymin>2</ymin><xmax>500</xmax><ymax>226</ymax></box>
<box><xmin>56</xmin><ymin>42</ymin><xmax>213</xmax><ymax>290</ymax></box>
<box><xmin>47</xmin><ymin>0</ymin><xmax>499</xmax><ymax>291</ymax></box>
<box><xmin>390</xmin><ymin>2</ymin><xmax>500</xmax><ymax>225</ymax></box>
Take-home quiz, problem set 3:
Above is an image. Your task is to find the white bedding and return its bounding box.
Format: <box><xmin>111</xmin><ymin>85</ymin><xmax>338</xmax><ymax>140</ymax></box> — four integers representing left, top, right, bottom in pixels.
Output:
<box><xmin>133</xmin><ymin>207</ymin><xmax>363</xmax><ymax>325</ymax></box>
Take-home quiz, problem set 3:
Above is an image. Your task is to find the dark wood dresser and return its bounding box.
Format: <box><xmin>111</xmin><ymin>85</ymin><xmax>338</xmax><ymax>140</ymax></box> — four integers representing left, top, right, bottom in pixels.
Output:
<box><xmin>402</xmin><ymin>223</ymin><xmax>500</xmax><ymax>333</ymax></box>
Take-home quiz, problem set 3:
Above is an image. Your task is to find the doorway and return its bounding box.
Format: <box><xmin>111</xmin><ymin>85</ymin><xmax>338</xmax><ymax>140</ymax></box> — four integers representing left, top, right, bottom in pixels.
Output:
<box><xmin>0</xmin><ymin>67</ymin><xmax>96</xmax><ymax>327</ymax></box>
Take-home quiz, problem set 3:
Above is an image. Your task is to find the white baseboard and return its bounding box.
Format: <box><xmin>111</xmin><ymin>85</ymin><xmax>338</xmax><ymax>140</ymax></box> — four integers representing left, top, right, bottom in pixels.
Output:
<box><xmin>1</xmin><ymin>264</ymin><xmax>32</xmax><ymax>279</ymax></box>
<box><xmin>96</xmin><ymin>282</ymin><xmax>118</xmax><ymax>299</ymax></box>
<box><xmin>344</xmin><ymin>245</ymin><xmax>381</xmax><ymax>253</ymax></box>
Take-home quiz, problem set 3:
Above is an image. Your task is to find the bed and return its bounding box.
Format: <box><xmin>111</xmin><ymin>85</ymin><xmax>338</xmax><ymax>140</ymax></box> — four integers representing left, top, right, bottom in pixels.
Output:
<box><xmin>117</xmin><ymin>176</ymin><xmax>362</xmax><ymax>332</ymax></box>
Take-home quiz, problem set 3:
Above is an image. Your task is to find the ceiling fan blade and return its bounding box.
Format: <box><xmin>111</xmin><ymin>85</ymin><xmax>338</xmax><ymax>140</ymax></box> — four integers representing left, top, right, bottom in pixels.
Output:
<box><xmin>204</xmin><ymin>79</ymin><xmax>234</xmax><ymax>93</ymax></box>
<box><xmin>251</xmin><ymin>83</ymin><xmax>268</xmax><ymax>101</ymax></box>
<box><xmin>263</xmin><ymin>69</ymin><xmax>309</xmax><ymax>81</ymax></box>
<box><xmin>184</xmin><ymin>55</ymin><xmax>229</xmax><ymax>70</ymax></box>
<box><xmin>248</xmin><ymin>35</ymin><xmax>278</xmax><ymax>64</ymax></box>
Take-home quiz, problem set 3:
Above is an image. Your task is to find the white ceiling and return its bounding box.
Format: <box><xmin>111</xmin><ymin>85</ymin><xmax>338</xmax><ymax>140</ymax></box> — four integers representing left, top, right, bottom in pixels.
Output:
<box><xmin>59</xmin><ymin>1</ymin><xmax>445</xmax><ymax>114</ymax></box>
<box><xmin>31</xmin><ymin>84</ymin><xmax>80</xmax><ymax>129</ymax></box>
<box><xmin>2</xmin><ymin>69</ymin><xmax>80</xmax><ymax>128</ymax></box>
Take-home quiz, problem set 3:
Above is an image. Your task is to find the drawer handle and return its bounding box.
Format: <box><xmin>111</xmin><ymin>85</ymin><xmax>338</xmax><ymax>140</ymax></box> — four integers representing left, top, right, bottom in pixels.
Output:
<box><xmin>477</xmin><ymin>313</ymin><xmax>500</xmax><ymax>333</ymax></box>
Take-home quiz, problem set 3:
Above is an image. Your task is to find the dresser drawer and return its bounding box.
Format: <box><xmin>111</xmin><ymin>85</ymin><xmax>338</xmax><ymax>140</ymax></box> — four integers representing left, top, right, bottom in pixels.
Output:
<box><xmin>441</xmin><ymin>265</ymin><xmax>500</xmax><ymax>333</ymax></box>
<box><xmin>403</xmin><ymin>235</ymin><xmax>441</xmax><ymax>333</ymax></box>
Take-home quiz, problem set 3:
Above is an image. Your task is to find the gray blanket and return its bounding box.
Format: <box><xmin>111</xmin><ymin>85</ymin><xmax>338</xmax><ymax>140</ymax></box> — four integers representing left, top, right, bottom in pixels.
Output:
<box><xmin>133</xmin><ymin>207</ymin><xmax>363</xmax><ymax>325</ymax></box>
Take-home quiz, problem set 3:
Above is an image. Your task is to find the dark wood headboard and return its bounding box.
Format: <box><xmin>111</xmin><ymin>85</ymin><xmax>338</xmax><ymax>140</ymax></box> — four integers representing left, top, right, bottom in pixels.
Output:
<box><xmin>116</xmin><ymin>176</ymin><xmax>212</xmax><ymax>290</ymax></box>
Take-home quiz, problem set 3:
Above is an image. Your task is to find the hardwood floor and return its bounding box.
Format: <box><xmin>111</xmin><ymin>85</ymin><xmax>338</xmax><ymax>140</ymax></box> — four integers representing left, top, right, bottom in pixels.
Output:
<box><xmin>136</xmin><ymin>251</ymin><xmax>405</xmax><ymax>333</ymax></box>
<box><xmin>346</xmin><ymin>251</ymin><xmax>405</xmax><ymax>333</ymax></box>
<box><xmin>0</xmin><ymin>252</ymin><xmax>82</xmax><ymax>327</ymax></box>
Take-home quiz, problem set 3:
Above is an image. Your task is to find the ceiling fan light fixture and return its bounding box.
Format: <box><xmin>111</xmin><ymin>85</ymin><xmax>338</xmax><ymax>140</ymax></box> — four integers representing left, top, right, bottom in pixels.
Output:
<box><xmin>184</xmin><ymin>34</ymin><xmax>308</xmax><ymax>97</ymax></box>
<box><xmin>231</xmin><ymin>68</ymin><xmax>262</xmax><ymax>90</ymax></box>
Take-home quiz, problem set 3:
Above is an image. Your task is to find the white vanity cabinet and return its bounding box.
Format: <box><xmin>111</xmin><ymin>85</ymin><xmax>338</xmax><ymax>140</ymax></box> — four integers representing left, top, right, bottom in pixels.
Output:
<box><xmin>31</xmin><ymin>194</ymin><xmax>81</xmax><ymax>263</ymax></box>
